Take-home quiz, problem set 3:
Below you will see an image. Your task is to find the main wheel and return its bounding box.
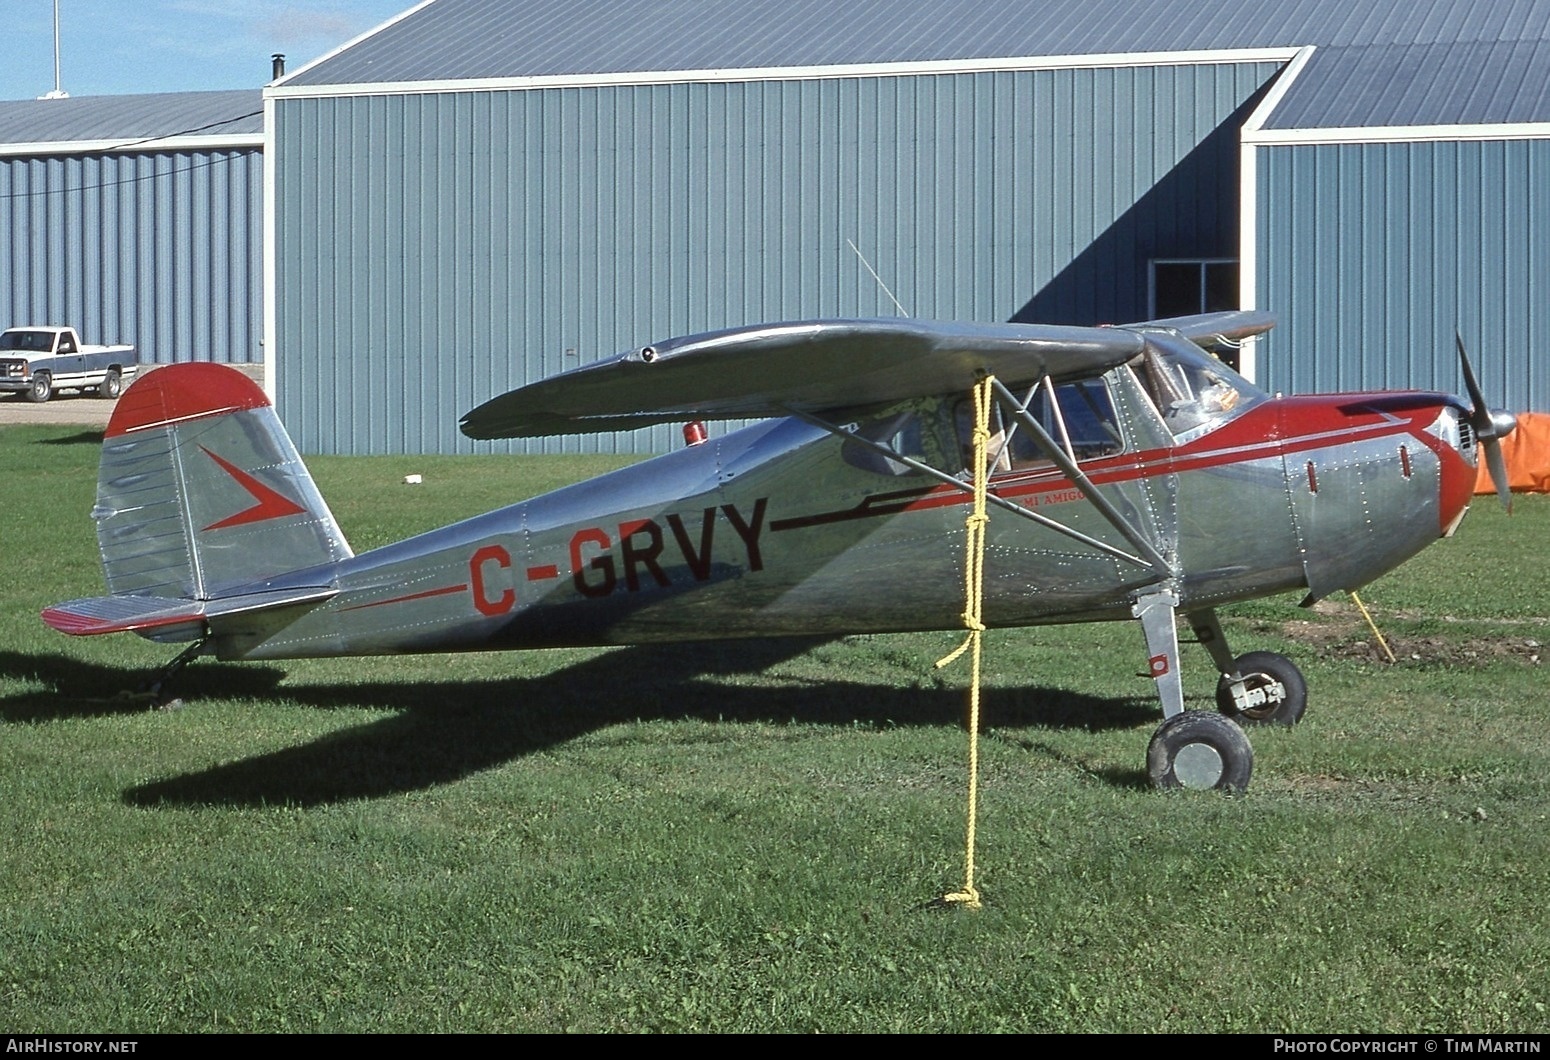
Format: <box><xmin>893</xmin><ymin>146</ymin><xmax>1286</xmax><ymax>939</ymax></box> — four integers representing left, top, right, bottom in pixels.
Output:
<box><xmin>1147</xmin><ymin>710</ymin><xmax>1254</xmax><ymax>793</ymax></box>
<box><xmin>24</xmin><ymin>372</ymin><xmax>52</xmax><ymax>403</ymax></box>
<box><xmin>1216</xmin><ymin>651</ymin><xmax>1307</xmax><ymax>726</ymax></box>
<box><xmin>97</xmin><ymin>368</ymin><xmax>122</xmax><ymax>399</ymax></box>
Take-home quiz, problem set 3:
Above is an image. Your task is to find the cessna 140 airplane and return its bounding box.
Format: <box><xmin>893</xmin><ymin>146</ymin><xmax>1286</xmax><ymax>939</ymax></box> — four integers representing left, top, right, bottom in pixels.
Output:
<box><xmin>42</xmin><ymin>310</ymin><xmax>1515</xmax><ymax>793</ymax></box>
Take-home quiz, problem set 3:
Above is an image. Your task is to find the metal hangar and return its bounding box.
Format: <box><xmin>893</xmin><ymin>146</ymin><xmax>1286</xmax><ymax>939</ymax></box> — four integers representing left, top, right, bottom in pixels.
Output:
<box><xmin>0</xmin><ymin>90</ymin><xmax>264</xmax><ymax>366</ymax></box>
<box><xmin>14</xmin><ymin>0</ymin><xmax>1543</xmax><ymax>455</ymax></box>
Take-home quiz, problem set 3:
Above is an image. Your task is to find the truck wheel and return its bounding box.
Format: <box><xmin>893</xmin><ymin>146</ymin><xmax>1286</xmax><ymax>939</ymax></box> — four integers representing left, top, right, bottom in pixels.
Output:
<box><xmin>25</xmin><ymin>372</ymin><xmax>52</xmax><ymax>403</ymax></box>
<box><xmin>97</xmin><ymin>368</ymin><xmax>123</xmax><ymax>400</ymax></box>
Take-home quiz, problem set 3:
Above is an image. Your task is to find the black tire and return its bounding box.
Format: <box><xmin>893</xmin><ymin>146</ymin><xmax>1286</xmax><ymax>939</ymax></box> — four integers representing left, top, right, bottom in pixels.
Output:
<box><xmin>97</xmin><ymin>368</ymin><xmax>122</xmax><ymax>399</ymax></box>
<box><xmin>1147</xmin><ymin>710</ymin><xmax>1254</xmax><ymax>793</ymax></box>
<box><xmin>24</xmin><ymin>372</ymin><xmax>52</xmax><ymax>403</ymax></box>
<box><xmin>1216</xmin><ymin>651</ymin><xmax>1307</xmax><ymax>726</ymax></box>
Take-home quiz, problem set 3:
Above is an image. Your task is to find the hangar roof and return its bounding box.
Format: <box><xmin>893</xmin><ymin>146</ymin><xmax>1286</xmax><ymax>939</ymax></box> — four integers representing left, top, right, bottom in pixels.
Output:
<box><xmin>0</xmin><ymin>90</ymin><xmax>262</xmax><ymax>151</ymax></box>
<box><xmin>1267</xmin><ymin>40</ymin><xmax>1550</xmax><ymax>129</ymax></box>
<box><xmin>282</xmin><ymin>0</ymin><xmax>1550</xmax><ymax>129</ymax></box>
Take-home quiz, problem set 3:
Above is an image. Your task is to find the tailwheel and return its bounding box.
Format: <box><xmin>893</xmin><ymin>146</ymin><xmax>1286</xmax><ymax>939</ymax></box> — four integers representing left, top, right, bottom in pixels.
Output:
<box><xmin>1216</xmin><ymin>651</ymin><xmax>1306</xmax><ymax>727</ymax></box>
<box><xmin>1147</xmin><ymin>710</ymin><xmax>1254</xmax><ymax>793</ymax></box>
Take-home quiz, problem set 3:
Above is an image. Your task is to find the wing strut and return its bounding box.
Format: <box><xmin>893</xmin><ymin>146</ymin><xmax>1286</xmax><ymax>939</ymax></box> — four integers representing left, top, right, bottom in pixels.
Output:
<box><xmin>781</xmin><ymin>405</ymin><xmax>1160</xmax><ymax>571</ymax></box>
<box><xmin>989</xmin><ymin>377</ymin><xmax>1172</xmax><ymax>573</ymax></box>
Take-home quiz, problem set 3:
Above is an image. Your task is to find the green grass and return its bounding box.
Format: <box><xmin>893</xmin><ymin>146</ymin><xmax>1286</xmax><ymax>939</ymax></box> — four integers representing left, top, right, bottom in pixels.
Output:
<box><xmin>3</xmin><ymin>424</ymin><xmax>1548</xmax><ymax>1032</ymax></box>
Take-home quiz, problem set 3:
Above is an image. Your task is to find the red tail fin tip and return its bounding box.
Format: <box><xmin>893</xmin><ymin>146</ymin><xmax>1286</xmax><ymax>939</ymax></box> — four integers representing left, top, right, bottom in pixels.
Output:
<box><xmin>105</xmin><ymin>363</ymin><xmax>269</xmax><ymax>439</ymax></box>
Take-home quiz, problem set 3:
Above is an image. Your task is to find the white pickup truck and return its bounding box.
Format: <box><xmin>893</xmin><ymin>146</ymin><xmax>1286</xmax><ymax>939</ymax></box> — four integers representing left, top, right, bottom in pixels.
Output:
<box><xmin>0</xmin><ymin>326</ymin><xmax>137</xmax><ymax>402</ymax></box>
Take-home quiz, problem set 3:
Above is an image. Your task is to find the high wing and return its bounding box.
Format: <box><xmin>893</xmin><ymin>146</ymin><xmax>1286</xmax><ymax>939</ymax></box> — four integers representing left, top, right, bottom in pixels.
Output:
<box><xmin>461</xmin><ymin>312</ymin><xmax>1275</xmax><ymax>439</ymax></box>
<box><xmin>1127</xmin><ymin>310</ymin><xmax>1275</xmax><ymax>346</ymax></box>
<box><xmin>461</xmin><ymin>317</ymin><xmax>1155</xmax><ymax>440</ymax></box>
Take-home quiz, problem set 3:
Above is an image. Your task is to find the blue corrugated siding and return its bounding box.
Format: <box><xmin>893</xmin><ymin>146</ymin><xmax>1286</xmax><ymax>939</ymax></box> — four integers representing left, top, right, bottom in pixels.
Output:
<box><xmin>0</xmin><ymin>149</ymin><xmax>263</xmax><ymax>363</ymax></box>
<box><xmin>275</xmin><ymin>61</ymin><xmax>1279</xmax><ymax>455</ymax></box>
<box><xmin>1256</xmin><ymin>138</ymin><xmax>1550</xmax><ymax>414</ymax></box>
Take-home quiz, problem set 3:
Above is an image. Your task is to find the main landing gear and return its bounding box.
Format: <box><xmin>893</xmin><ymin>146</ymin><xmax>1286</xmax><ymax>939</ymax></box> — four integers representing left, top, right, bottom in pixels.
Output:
<box><xmin>1147</xmin><ymin>711</ymin><xmax>1254</xmax><ymax>791</ymax></box>
<box><xmin>1132</xmin><ymin>592</ymin><xmax>1307</xmax><ymax>793</ymax></box>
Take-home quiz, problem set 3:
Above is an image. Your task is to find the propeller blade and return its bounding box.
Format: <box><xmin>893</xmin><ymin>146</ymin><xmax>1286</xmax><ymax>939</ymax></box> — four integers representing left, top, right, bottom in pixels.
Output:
<box><xmin>1456</xmin><ymin>330</ymin><xmax>1489</xmax><ymax>425</ymax></box>
<box><xmin>1484</xmin><ymin>438</ymin><xmax>1513</xmax><ymax>514</ymax></box>
<box><xmin>1455</xmin><ymin>330</ymin><xmax>1516</xmax><ymax>512</ymax></box>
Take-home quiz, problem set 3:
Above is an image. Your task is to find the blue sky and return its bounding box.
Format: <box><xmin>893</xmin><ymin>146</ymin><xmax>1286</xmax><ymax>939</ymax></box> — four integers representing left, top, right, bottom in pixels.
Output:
<box><xmin>2</xmin><ymin>0</ymin><xmax>413</xmax><ymax>100</ymax></box>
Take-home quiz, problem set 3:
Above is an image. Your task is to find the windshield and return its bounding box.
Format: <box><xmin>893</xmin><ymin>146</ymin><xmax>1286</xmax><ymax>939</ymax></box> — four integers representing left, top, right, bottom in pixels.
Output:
<box><xmin>0</xmin><ymin>330</ymin><xmax>55</xmax><ymax>352</ymax></box>
<box><xmin>1136</xmin><ymin>331</ymin><xmax>1267</xmax><ymax>439</ymax></box>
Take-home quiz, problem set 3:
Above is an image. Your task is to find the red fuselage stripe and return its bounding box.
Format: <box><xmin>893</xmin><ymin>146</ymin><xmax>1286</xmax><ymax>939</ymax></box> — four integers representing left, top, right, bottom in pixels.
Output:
<box><xmin>338</xmin><ymin>583</ymin><xmax>469</xmax><ymax>613</ymax></box>
<box><xmin>772</xmin><ymin>397</ymin><xmax>1456</xmax><ymax>530</ymax></box>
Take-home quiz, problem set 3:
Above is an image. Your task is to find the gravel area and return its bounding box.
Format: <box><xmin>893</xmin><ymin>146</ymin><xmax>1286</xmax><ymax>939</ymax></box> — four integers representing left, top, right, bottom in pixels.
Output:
<box><xmin>0</xmin><ymin>364</ymin><xmax>264</xmax><ymax>428</ymax></box>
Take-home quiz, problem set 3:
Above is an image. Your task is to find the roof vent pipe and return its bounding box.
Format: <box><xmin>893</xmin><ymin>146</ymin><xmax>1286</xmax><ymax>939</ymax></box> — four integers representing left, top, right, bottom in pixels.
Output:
<box><xmin>272</xmin><ymin>53</ymin><xmax>285</xmax><ymax>80</ymax></box>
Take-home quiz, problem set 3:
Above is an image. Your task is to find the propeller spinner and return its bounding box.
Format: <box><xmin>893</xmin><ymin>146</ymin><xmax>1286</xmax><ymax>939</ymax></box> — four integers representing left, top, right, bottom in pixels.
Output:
<box><xmin>1455</xmin><ymin>331</ymin><xmax>1517</xmax><ymax>512</ymax></box>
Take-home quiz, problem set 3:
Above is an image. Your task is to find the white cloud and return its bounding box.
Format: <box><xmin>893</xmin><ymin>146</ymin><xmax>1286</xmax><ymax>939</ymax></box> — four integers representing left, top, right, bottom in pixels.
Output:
<box><xmin>250</xmin><ymin>10</ymin><xmax>361</xmax><ymax>48</ymax></box>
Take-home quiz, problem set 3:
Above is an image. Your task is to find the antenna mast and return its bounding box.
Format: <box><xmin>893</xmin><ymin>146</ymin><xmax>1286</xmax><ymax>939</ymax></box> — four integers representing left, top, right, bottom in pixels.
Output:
<box><xmin>847</xmin><ymin>239</ymin><xmax>908</xmax><ymax>317</ymax></box>
<box><xmin>40</xmin><ymin>0</ymin><xmax>69</xmax><ymax>99</ymax></box>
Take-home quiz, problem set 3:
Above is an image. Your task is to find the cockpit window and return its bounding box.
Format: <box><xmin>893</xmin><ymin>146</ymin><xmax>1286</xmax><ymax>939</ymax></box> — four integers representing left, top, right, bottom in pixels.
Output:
<box><xmin>841</xmin><ymin>410</ymin><xmax>923</xmax><ymax>475</ymax></box>
<box><xmin>1136</xmin><ymin>331</ymin><xmax>1267</xmax><ymax>439</ymax></box>
<box><xmin>953</xmin><ymin>378</ymin><xmax>1125</xmax><ymax>473</ymax></box>
<box><xmin>842</xmin><ymin>376</ymin><xmax>1130</xmax><ymax>478</ymax></box>
<box><xmin>841</xmin><ymin>398</ymin><xmax>959</xmax><ymax>476</ymax></box>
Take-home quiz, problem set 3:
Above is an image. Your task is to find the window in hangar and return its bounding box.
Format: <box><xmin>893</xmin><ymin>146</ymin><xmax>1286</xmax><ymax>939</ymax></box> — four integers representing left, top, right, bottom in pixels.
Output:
<box><xmin>1150</xmin><ymin>258</ymin><xmax>1241</xmax><ymax>368</ymax></box>
<box><xmin>1151</xmin><ymin>259</ymin><xmax>1239</xmax><ymax>317</ymax></box>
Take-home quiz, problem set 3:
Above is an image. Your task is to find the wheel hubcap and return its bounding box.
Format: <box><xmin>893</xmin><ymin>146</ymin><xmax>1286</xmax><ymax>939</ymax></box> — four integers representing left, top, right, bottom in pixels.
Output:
<box><xmin>1173</xmin><ymin>742</ymin><xmax>1224</xmax><ymax>789</ymax></box>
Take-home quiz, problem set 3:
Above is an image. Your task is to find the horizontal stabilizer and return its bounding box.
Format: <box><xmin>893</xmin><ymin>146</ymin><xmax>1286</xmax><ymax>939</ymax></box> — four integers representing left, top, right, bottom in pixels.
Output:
<box><xmin>461</xmin><ymin>318</ymin><xmax>1148</xmax><ymax>439</ymax></box>
<box><xmin>43</xmin><ymin>586</ymin><xmax>337</xmax><ymax>639</ymax></box>
<box><xmin>42</xmin><ymin>595</ymin><xmax>208</xmax><ymax>637</ymax></box>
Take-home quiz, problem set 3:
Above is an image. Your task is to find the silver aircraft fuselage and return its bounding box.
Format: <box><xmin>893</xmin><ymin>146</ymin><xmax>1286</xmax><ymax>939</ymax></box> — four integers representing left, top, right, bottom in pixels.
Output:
<box><xmin>230</xmin><ymin>350</ymin><xmax>1478</xmax><ymax>663</ymax></box>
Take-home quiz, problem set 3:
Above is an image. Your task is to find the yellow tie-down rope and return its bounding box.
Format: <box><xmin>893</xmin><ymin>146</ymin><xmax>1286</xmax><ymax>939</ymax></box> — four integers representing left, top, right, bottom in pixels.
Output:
<box><xmin>1348</xmin><ymin>590</ymin><xmax>1398</xmax><ymax>663</ymax></box>
<box><xmin>934</xmin><ymin>374</ymin><xmax>994</xmax><ymax>910</ymax></box>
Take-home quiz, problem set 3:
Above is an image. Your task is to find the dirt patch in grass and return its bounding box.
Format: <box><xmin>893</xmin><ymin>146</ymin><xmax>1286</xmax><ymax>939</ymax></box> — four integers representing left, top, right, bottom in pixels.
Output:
<box><xmin>1279</xmin><ymin>603</ymin><xmax>1545</xmax><ymax>667</ymax></box>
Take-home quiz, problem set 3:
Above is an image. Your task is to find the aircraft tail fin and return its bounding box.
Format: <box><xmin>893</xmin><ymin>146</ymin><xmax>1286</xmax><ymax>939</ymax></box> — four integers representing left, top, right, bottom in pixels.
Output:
<box><xmin>89</xmin><ymin>364</ymin><xmax>353</xmax><ymax>605</ymax></box>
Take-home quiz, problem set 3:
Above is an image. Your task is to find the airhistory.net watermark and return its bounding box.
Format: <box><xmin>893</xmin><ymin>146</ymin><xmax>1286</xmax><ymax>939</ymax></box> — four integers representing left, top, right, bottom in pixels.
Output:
<box><xmin>5</xmin><ymin>1042</ymin><xmax>137</xmax><ymax>1054</ymax></box>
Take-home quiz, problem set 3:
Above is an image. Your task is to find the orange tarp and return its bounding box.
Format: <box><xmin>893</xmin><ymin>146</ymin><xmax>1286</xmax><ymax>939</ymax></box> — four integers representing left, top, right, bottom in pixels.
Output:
<box><xmin>1474</xmin><ymin>412</ymin><xmax>1550</xmax><ymax>494</ymax></box>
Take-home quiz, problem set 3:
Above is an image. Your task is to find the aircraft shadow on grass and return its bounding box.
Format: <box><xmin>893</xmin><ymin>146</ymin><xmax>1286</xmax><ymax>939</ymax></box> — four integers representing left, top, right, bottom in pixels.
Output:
<box><xmin>0</xmin><ymin>639</ymin><xmax>1160</xmax><ymax>807</ymax></box>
